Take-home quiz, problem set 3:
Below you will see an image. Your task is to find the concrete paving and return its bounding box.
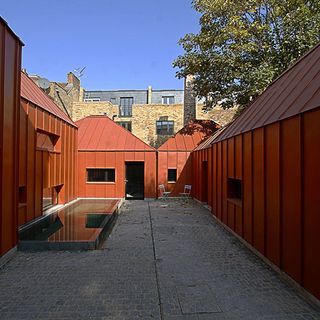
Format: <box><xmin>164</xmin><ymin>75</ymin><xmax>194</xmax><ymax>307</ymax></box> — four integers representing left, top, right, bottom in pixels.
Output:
<box><xmin>0</xmin><ymin>200</ymin><xmax>319</xmax><ymax>319</ymax></box>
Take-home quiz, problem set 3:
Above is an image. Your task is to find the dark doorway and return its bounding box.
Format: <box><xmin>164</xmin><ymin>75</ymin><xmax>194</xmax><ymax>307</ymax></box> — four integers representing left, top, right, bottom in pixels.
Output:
<box><xmin>125</xmin><ymin>162</ymin><xmax>144</xmax><ymax>200</ymax></box>
<box><xmin>202</xmin><ymin>161</ymin><xmax>208</xmax><ymax>203</ymax></box>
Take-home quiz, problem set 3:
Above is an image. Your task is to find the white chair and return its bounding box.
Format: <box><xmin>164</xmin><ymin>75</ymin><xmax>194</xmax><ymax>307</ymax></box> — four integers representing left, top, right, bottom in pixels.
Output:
<box><xmin>159</xmin><ymin>184</ymin><xmax>171</xmax><ymax>199</ymax></box>
<box><xmin>179</xmin><ymin>185</ymin><xmax>192</xmax><ymax>198</ymax></box>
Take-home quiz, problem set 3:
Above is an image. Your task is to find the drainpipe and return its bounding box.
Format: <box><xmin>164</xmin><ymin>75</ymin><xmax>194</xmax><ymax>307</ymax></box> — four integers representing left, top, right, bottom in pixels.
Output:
<box><xmin>156</xmin><ymin>150</ymin><xmax>159</xmax><ymax>199</ymax></box>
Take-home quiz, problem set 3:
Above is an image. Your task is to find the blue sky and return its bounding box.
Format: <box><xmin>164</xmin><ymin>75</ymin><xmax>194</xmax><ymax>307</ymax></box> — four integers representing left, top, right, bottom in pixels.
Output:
<box><xmin>0</xmin><ymin>0</ymin><xmax>200</xmax><ymax>90</ymax></box>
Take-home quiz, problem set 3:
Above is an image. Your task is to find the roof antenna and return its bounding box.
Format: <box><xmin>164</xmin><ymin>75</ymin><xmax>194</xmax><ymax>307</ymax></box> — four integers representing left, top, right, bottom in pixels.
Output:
<box><xmin>73</xmin><ymin>66</ymin><xmax>86</xmax><ymax>78</ymax></box>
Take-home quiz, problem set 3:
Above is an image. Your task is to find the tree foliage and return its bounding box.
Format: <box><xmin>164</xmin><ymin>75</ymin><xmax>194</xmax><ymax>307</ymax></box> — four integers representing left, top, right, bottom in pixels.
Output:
<box><xmin>173</xmin><ymin>0</ymin><xmax>320</xmax><ymax>110</ymax></box>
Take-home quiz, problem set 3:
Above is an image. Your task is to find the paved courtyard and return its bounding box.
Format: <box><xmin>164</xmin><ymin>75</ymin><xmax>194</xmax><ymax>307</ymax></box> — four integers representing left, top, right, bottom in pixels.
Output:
<box><xmin>0</xmin><ymin>200</ymin><xmax>319</xmax><ymax>320</ymax></box>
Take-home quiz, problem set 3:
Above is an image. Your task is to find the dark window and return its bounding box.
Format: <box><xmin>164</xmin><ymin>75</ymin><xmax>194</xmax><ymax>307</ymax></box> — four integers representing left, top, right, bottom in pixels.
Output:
<box><xmin>156</xmin><ymin>121</ymin><xmax>174</xmax><ymax>135</ymax></box>
<box><xmin>227</xmin><ymin>178</ymin><xmax>242</xmax><ymax>200</ymax></box>
<box><xmin>117</xmin><ymin>121</ymin><xmax>132</xmax><ymax>132</ymax></box>
<box><xmin>19</xmin><ymin>186</ymin><xmax>27</xmax><ymax>204</ymax></box>
<box><xmin>168</xmin><ymin>169</ymin><xmax>177</xmax><ymax>182</ymax></box>
<box><xmin>119</xmin><ymin>97</ymin><xmax>133</xmax><ymax>117</ymax></box>
<box><xmin>87</xmin><ymin>169</ymin><xmax>115</xmax><ymax>182</ymax></box>
<box><xmin>162</xmin><ymin>96</ymin><xmax>175</xmax><ymax>104</ymax></box>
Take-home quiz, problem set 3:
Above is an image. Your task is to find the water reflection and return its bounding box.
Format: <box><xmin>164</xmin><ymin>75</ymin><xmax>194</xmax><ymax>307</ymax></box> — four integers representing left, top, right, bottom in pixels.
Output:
<box><xmin>20</xmin><ymin>199</ymin><xmax>119</xmax><ymax>242</ymax></box>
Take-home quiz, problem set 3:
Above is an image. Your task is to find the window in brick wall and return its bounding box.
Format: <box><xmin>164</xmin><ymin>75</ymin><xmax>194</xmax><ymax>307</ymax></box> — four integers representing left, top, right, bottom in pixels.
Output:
<box><xmin>84</xmin><ymin>98</ymin><xmax>101</xmax><ymax>102</ymax></box>
<box><xmin>119</xmin><ymin>97</ymin><xmax>133</xmax><ymax>117</ymax></box>
<box><xmin>156</xmin><ymin>120</ymin><xmax>174</xmax><ymax>135</ymax></box>
<box><xmin>162</xmin><ymin>96</ymin><xmax>175</xmax><ymax>104</ymax></box>
<box><xmin>117</xmin><ymin>121</ymin><xmax>132</xmax><ymax>132</ymax></box>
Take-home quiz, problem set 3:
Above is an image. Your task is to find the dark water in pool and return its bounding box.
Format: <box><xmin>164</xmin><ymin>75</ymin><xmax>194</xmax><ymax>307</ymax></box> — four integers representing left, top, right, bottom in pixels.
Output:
<box><xmin>19</xmin><ymin>199</ymin><xmax>119</xmax><ymax>242</ymax></box>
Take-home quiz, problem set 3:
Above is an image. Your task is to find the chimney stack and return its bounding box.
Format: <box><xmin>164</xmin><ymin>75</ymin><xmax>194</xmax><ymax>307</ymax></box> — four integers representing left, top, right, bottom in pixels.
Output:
<box><xmin>183</xmin><ymin>75</ymin><xmax>196</xmax><ymax>125</ymax></box>
<box><xmin>67</xmin><ymin>72</ymin><xmax>80</xmax><ymax>102</ymax></box>
<box><xmin>147</xmin><ymin>85</ymin><xmax>152</xmax><ymax>104</ymax></box>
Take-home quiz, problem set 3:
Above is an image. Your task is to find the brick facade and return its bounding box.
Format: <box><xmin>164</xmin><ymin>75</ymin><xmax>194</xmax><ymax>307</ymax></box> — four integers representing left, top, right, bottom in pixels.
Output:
<box><xmin>70</xmin><ymin>101</ymin><xmax>236</xmax><ymax>147</ymax></box>
<box><xmin>42</xmin><ymin>72</ymin><xmax>237</xmax><ymax>147</ymax></box>
<box><xmin>49</xmin><ymin>83</ymin><xmax>73</xmax><ymax>116</ymax></box>
<box><xmin>196</xmin><ymin>104</ymin><xmax>237</xmax><ymax>126</ymax></box>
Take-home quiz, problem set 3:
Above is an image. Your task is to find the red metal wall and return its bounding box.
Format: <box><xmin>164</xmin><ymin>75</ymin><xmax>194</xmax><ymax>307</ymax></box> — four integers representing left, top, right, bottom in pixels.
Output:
<box><xmin>77</xmin><ymin>151</ymin><xmax>157</xmax><ymax>198</ymax></box>
<box><xmin>192</xmin><ymin>109</ymin><xmax>320</xmax><ymax>300</ymax></box>
<box><xmin>157</xmin><ymin>151</ymin><xmax>193</xmax><ymax>196</ymax></box>
<box><xmin>0</xmin><ymin>19</ymin><xmax>23</xmax><ymax>257</ymax></box>
<box><xmin>18</xmin><ymin>98</ymin><xmax>78</xmax><ymax>227</ymax></box>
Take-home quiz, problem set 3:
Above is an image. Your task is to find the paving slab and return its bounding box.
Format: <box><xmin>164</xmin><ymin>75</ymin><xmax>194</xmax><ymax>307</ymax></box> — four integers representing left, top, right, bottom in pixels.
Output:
<box><xmin>0</xmin><ymin>199</ymin><xmax>319</xmax><ymax>320</ymax></box>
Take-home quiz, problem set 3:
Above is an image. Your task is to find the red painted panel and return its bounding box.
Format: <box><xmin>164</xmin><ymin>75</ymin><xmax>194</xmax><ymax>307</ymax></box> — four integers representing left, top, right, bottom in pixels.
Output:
<box><xmin>208</xmin><ymin>148</ymin><xmax>212</xmax><ymax>208</ymax></box>
<box><xmin>227</xmin><ymin>202</ymin><xmax>235</xmax><ymax>230</ymax></box>
<box><xmin>235</xmin><ymin>206</ymin><xmax>243</xmax><ymax>237</ymax></box>
<box><xmin>281</xmin><ymin>117</ymin><xmax>301</xmax><ymax>283</ymax></box>
<box><xmin>217</xmin><ymin>143</ymin><xmax>222</xmax><ymax>221</ymax></box>
<box><xmin>19</xmin><ymin>106</ymin><xmax>27</xmax><ymax>186</ymax></box>
<box><xmin>18</xmin><ymin>102</ymin><xmax>77</xmax><ymax>225</ymax></box>
<box><xmin>77</xmin><ymin>150</ymin><xmax>157</xmax><ymax>199</ymax></box>
<box><xmin>35</xmin><ymin>151</ymin><xmax>42</xmax><ymax>218</ymax></box>
<box><xmin>253</xmin><ymin>128</ymin><xmax>265</xmax><ymax>254</ymax></box>
<box><xmin>43</xmin><ymin>111</ymin><xmax>49</xmax><ymax>132</ymax></box>
<box><xmin>201</xmin><ymin>160</ymin><xmax>208</xmax><ymax>203</ymax></box>
<box><xmin>26</xmin><ymin>105</ymin><xmax>36</xmax><ymax>222</ymax></box>
<box><xmin>0</xmin><ymin>20</ymin><xmax>22</xmax><ymax>256</ymax></box>
<box><xmin>303</xmin><ymin>108</ymin><xmax>320</xmax><ymax>299</ymax></box>
<box><xmin>222</xmin><ymin>141</ymin><xmax>227</xmax><ymax>224</ymax></box>
<box><xmin>235</xmin><ymin>135</ymin><xmax>242</xmax><ymax>180</ymax></box>
<box><xmin>145</xmin><ymin>152</ymin><xmax>157</xmax><ymax>198</ymax></box>
<box><xmin>228</xmin><ymin>137</ymin><xmax>234</xmax><ymax>178</ymax></box>
<box><xmin>167</xmin><ymin>152</ymin><xmax>177</xmax><ymax>169</ymax></box>
<box><xmin>265</xmin><ymin>123</ymin><xmax>281</xmax><ymax>266</ymax></box>
<box><xmin>243</xmin><ymin>132</ymin><xmax>253</xmax><ymax>244</ymax></box>
<box><xmin>212</xmin><ymin>146</ymin><xmax>217</xmax><ymax>215</ymax></box>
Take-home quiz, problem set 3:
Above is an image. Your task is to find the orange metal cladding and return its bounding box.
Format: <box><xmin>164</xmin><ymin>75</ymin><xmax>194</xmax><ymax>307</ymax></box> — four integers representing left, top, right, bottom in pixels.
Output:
<box><xmin>192</xmin><ymin>43</ymin><xmax>320</xmax><ymax>300</ymax></box>
<box><xmin>18</xmin><ymin>72</ymin><xmax>78</xmax><ymax>227</ymax></box>
<box><xmin>158</xmin><ymin>120</ymin><xmax>219</xmax><ymax>196</ymax></box>
<box><xmin>76</xmin><ymin>116</ymin><xmax>157</xmax><ymax>198</ymax></box>
<box><xmin>0</xmin><ymin>18</ymin><xmax>23</xmax><ymax>257</ymax></box>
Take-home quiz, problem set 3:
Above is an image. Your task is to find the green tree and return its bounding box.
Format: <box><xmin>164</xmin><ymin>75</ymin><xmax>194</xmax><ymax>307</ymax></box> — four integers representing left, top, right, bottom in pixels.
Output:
<box><xmin>173</xmin><ymin>0</ymin><xmax>320</xmax><ymax>110</ymax></box>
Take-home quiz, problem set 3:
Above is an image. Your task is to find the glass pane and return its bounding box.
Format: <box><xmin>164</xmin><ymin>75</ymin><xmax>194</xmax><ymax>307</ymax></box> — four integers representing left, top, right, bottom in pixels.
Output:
<box><xmin>87</xmin><ymin>169</ymin><xmax>115</xmax><ymax>182</ymax></box>
<box><xmin>168</xmin><ymin>169</ymin><xmax>177</xmax><ymax>182</ymax></box>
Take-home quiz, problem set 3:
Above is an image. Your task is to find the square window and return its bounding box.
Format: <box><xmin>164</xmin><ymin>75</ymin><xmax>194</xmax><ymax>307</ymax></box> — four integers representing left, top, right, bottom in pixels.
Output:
<box><xmin>156</xmin><ymin>120</ymin><xmax>174</xmax><ymax>135</ymax></box>
<box><xmin>87</xmin><ymin>169</ymin><xmax>115</xmax><ymax>182</ymax></box>
<box><xmin>117</xmin><ymin>121</ymin><xmax>132</xmax><ymax>132</ymax></box>
<box><xmin>162</xmin><ymin>96</ymin><xmax>175</xmax><ymax>104</ymax></box>
<box><xmin>227</xmin><ymin>178</ymin><xmax>242</xmax><ymax>200</ymax></box>
<box><xmin>168</xmin><ymin>169</ymin><xmax>177</xmax><ymax>182</ymax></box>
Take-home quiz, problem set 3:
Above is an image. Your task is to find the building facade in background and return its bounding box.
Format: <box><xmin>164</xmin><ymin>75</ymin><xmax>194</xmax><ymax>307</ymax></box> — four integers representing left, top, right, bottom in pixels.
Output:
<box><xmin>30</xmin><ymin>73</ymin><xmax>237</xmax><ymax>147</ymax></box>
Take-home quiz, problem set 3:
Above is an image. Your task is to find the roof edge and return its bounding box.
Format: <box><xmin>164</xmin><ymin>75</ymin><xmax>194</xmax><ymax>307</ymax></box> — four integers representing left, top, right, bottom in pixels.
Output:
<box><xmin>76</xmin><ymin>115</ymin><xmax>156</xmax><ymax>151</ymax></box>
<box><xmin>157</xmin><ymin>119</ymin><xmax>218</xmax><ymax>150</ymax></box>
<box><xmin>0</xmin><ymin>16</ymin><xmax>24</xmax><ymax>46</ymax></box>
<box><xmin>21</xmin><ymin>96</ymin><xmax>78</xmax><ymax>129</ymax></box>
<box><xmin>212</xmin><ymin>105</ymin><xmax>320</xmax><ymax>144</ymax></box>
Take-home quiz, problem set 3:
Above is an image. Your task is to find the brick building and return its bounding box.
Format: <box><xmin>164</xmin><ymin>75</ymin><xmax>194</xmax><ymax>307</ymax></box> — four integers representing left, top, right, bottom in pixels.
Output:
<box><xmin>31</xmin><ymin>72</ymin><xmax>237</xmax><ymax>147</ymax></box>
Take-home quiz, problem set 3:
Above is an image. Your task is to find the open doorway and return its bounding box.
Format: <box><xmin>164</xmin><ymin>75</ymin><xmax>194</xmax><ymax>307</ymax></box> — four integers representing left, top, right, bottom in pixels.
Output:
<box><xmin>125</xmin><ymin>162</ymin><xmax>144</xmax><ymax>200</ymax></box>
